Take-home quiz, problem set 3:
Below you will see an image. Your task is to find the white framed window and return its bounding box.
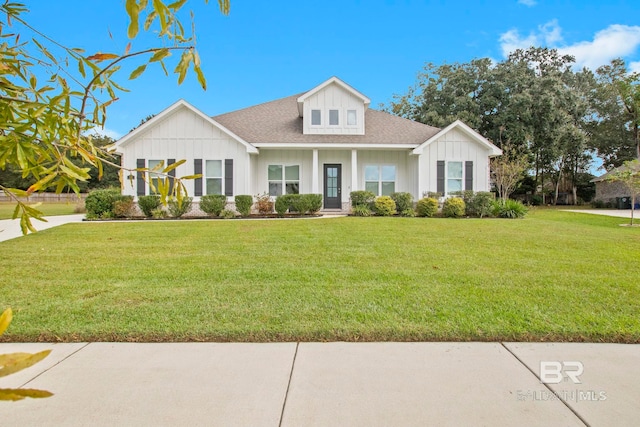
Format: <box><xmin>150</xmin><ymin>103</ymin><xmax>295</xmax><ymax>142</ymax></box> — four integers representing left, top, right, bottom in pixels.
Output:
<box><xmin>447</xmin><ymin>161</ymin><xmax>463</xmax><ymax>194</ymax></box>
<box><xmin>148</xmin><ymin>159</ymin><xmax>163</xmax><ymax>195</ymax></box>
<box><xmin>347</xmin><ymin>109</ymin><xmax>357</xmax><ymax>126</ymax></box>
<box><xmin>311</xmin><ymin>109</ymin><xmax>321</xmax><ymax>126</ymax></box>
<box><xmin>268</xmin><ymin>164</ymin><xmax>300</xmax><ymax>196</ymax></box>
<box><xmin>205</xmin><ymin>160</ymin><xmax>223</xmax><ymax>195</ymax></box>
<box><xmin>364</xmin><ymin>165</ymin><xmax>396</xmax><ymax>196</ymax></box>
<box><xmin>329</xmin><ymin>109</ymin><xmax>339</xmax><ymax>126</ymax></box>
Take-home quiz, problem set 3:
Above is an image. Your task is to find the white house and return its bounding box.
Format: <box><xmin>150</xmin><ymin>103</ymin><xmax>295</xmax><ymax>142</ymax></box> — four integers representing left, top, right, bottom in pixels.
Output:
<box><xmin>116</xmin><ymin>77</ymin><xmax>502</xmax><ymax>211</ymax></box>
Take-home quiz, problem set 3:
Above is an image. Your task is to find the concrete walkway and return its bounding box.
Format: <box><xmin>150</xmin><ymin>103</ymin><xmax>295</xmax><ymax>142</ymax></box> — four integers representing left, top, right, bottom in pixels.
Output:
<box><xmin>0</xmin><ymin>214</ymin><xmax>85</xmax><ymax>243</ymax></box>
<box><xmin>562</xmin><ymin>209</ymin><xmax>637</xmax><ymax>218</ymax></box>
<box><xmin>0</xmin><ymin>342</ymin><xmax>637</xmax><ymax>426</ymax></box>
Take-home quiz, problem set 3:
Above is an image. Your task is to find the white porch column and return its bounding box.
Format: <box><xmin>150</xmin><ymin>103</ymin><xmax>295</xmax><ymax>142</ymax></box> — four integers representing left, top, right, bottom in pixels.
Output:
<box><xmin>415</xmin><ymin>153</ymin><xmax>422</xmax><ymax>200</ymax></box>
<box><xmin>351</xmin><ymin>149</ymin><xmax>358</xmax><ymax>192</ymax></box>
<box><xmin>312</xmin><ymin>149</ymin><xmax>319</xmax><ymax>193</ymax></box>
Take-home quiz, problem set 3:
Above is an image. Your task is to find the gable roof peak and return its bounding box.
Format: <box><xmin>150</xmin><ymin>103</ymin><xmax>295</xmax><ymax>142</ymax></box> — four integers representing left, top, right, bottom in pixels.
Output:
<box><xmin>296</xmin><ymin>76</ymin><xmax>371</xmax><ymax>116</ymax></box>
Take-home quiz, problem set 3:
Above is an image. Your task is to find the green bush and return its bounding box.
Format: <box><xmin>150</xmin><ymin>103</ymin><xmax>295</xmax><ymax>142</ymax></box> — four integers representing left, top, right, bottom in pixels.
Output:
<box><xmin>374</xmin><ymin>196</ymin><xmax>396</xmax><ymax>216</ymax></box>
<box><xmin>113</xmin><ymin>197</ymin><xmax>135</xmax><ymax>218</ymax></box>
<box><xmin>350</xmin><ymin>190</ymin><xmax>375</xmax><ymax>207</ymax></box>
<box><xmin>492</xmin><ymin>199</ymin><xmax>528</xmax><ymax>219</ymax></box>
<box><xmin>234</xmin><ymin>195</ymin><xmax>253</xmax><ymax>217</ymax></box>
<box><xmin>275</xmin><ymin>194</ymin><xmax>294</xmax><ymax>216</ymax></box>
<box><xmin>416</xmin><ymin>197</ymin><xmax>438</xmax><ymax>217</ymax></box>
<box><xmin>292</xmin><ymin>194</ymin><xmax>312</xmax><ymax>214</ymax></box>
<box><xmin>442</xmin><ymin>197</ymin><xmax>465</xmax><ymax>218</ymax></box>
<box><xmin>591</xmin><ymin>199</ymin><xmax>606</xmax><ymax>209</ymax></box>
<box><xmin>151</xmin><ymin>208</ymin><xmax>167</xmax><ymax>219</ymax></box>
<box><xmin>390</xmin><ymin>192</ymin><xmax>413</xmax><ymax>213</ymax></box>
<box><xmin>167</xmin><ymin>197</ymin><xmax>193</xmax><ymax>218</ymax></box>
<box><xmin>305</xmin><ymin>194</ymin><xmax>323</xmax><ymax>214</ymax></box>
<box><xmin>400</xmin><ymin>208</ymin><xmax>415</xmax><ymax>217</ymax></box>
<box><xmin>467</xmin><ymin>192</ymin><xmax>494</xmax><ymax>218</ymax></box>
<box><xmin>426</xmin><ymin>192</ymin><xmax>442</xmax><ymax>199</ymax></box>
<box><xmin>85</xmin><ymin>188</ymin><xmax>122</xmax><ymax>217</ymax></box>
<box><xmin>220</xmin><ymin>209</ymin><xmax>235</xmax><ymax>219</ymax></box>
<box><xmin>200</xmin><ymin>194</ymin><xmax>227</xmax><ymax>216</ymax></box>
<box><xmin>138</xmin><ymin>195</ymin><xmax>161</xmax><ymax>218</ymax></box>
<box><xmin>351</xmin><ymin>205</ymin><xmax>372</xmax><ymax>217</ymax></box>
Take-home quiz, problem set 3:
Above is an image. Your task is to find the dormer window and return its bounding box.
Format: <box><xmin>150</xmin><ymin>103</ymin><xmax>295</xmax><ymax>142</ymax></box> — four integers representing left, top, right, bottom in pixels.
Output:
<box><xmin>347</xmin><ymin>110</ymin><xmax>357</xmax><ymax>126</ymax></box>
<box><xmin>311</xmin><ymin>109</ymin><xmax>321</xmax><ymax>126</ymax></box>
<box><xmin>329</xmin><ymin>109</ymin><xmax>339</xmax><ymax>126</ymax></box>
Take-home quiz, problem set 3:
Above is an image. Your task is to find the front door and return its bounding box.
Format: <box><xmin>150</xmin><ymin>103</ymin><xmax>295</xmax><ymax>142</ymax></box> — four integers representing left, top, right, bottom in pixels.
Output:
<box><xmin>323</xmin><ymin>164</ymin><xmax>342</xmax><ymax>209</ymax></box>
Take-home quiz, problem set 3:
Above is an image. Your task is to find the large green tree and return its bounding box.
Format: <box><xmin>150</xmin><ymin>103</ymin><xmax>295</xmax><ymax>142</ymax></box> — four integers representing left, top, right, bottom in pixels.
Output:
<box><xmin>0</xmin><ymin>0</ymin><xmax>230</xmax><ymax>233</ymax></box>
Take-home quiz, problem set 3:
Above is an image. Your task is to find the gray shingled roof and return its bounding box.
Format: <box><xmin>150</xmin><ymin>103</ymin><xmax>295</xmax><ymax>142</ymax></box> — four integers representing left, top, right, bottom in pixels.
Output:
<box><xmin>213</xmin><ymin>94</ymin><xmax>441</xmax><ymax>145</ymax></box>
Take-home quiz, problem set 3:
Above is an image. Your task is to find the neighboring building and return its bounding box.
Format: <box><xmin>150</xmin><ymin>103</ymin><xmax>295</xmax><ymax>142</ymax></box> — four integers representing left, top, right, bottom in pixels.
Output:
<box><xmin>116</xmin><ymin>77</ymin><xmax>502</xmax><ymax>211</ymax></box>
<box><xmin>591</xmin><ymin>165</ymin><xmax>640</xmax><ymax>207</ymax></box>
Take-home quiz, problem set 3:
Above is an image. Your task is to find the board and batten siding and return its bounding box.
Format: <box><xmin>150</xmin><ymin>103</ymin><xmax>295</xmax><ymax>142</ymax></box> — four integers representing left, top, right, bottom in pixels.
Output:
<box><xmin>253</xmin><ymin>149</ymin><xmax>314</xmax><ymax>195</ymax></box>
<box><xmin>418</xmin><ymin>128</ymin><xmax>492</xmax><ymax>195</ymax></box>
<box><xmin>302</xmin><ymin>83</ymin><xmax>365</xmax><ymax>135</ymax></box>
<box><xmin>120</xmin><ymin>106</ymin><xmax>250</xmax><ymax>197</ymax></box>
<box><xmin>356</xmin><ymin>150</ymin><xmax>415</xmax><ymax>196</ymax></box>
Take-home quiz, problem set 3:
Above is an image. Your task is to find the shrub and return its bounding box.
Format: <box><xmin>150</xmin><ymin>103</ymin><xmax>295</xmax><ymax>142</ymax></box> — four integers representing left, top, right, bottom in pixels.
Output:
<box><xmin>235</xmin><ymin>195</ymin><xmax>253</xmax><ymax>217</ymax></box>
<box><xmin>151</xmin><ymin>208</ymin><xmax>167</xmax><ymax>219</ymax></box>
<box><xmin>167</xmin><ymin>197</ymin><xmax>193</xmax><ymax>218</ymax></box>
<box><xmin>220</xmin><ymin>209</ymin><xmax>235</xmax><ymax>219</ymax></box>
<box><xmin>350</xmin><ymin>190</ymin><xmax>375</xmax><ymax>207</ymax></box>
<box><xmin>591</xmin><ymin>199</ymin><xmax>605</xmax><ymax>209</ymax></box>
<box><xmin>292</xmin><ymin>194</ymin><xmax>312</xmax><ymax>215</ymax></box>
<box><xmin>416</xmin><ymin>197</ymin><xmax>438</xmax><ymax>217</ymax></box>
<box><xmin>351</xmin><ymin>205</ymin><xmax>372</xmax><ymax>217</ymax></box>
<box><xmin>84</xmin><ymin>188</ymin><xmax>122</xmax><ymax>217</ymax></box>
<box><xmin>442</xmin><ymin>197</ymin><xmax>465</xmax><ymax>218</ymax></box>
<box><xmin>426</xmin><ymin>192</ymin><xmax>442</xmax><ymax>199</ymax></box>
<box><xmin>138</xmin><ymin>195</ymin><xmax>161</xmax><ymax>218</ymax></box>
<box><xmin>492</xmin><ymin>199</ymin><xmax>528</xmax><ymax>219</ymax></box>
<box><xmin>305</xmin><ymin>194</ymin><xmax>323</xmax><ymax>214</ymax></box>
<box><xmin>466</xmin><ymin>192</ymin><xmax>494</xmax><ymax>218</ymax></box>
<box><xmin>374</xmin><ymin>196</ymin><xmax>396</xmax><ymax>216</ymax></box>
<box><xmin>200</xmin><ymin>194</ymin><xmax>227</xmax><ymax>216</ymax></box>
<box><xmin>113</xmin><ymin>197</ymin><xmax>135</xmax><ymax>218</ymax></box>
<box><xmin>255</xmin><ymin>193</ymin><xmax>273</xmax><ymax>215</ymax></box>
<box><xmin>390</xmin><ymin>192</ymin><xmax>413</xmax><ymax>213</ymax></box>
<box><xmin>530</xmin><ymin>194</ymin><xmax>543</xmax><ymax>206</ymax></box>
<box><xmin>400</xmin><ymin>208</ymin><xmax>415</xmax><ymax>217</ymax></box>
<box><xmin>275</xmin><ymin>194</ymin><xmax>294</xmax><ymax>216</ymax></box>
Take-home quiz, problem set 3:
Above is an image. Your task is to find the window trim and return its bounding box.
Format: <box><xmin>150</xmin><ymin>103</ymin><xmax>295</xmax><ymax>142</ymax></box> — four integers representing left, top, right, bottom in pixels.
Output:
<box><xmin>364</xmin><ymin>164</ymin><xmax>397</xmax><ymax>196</ymax></box>
<box><xmin>446</xmin><ymin>160</ymin><xmax>464</xmax><ymax>195</ymax></box>
<box><xmin>268</xmin><ymin>164</ymin><xmax>300</xmax><ymax>196</ymax></box>
<box><xmin>205</xmin><ymin>159</ymin><xmax>224</xmax><ymax>195</ymax></box>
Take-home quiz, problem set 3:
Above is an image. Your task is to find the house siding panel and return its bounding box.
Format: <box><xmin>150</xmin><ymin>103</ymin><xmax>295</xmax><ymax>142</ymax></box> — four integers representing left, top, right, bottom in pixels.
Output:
<box><xmin>303</xmin><ymin>83</ymin><xmax>365</xmax><ymax>135</ymax></box>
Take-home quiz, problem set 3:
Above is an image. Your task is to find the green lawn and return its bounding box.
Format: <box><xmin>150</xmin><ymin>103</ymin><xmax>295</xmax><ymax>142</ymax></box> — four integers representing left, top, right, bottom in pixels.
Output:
<box><xmin>0</xmin><ymin>202</ymin><xmax>80</xmax><ymax>219</ymax></box>
<box><xmin>1</xmin><ymin>210</ymin><xmax>638</xmax><ymax>343</ymax></box>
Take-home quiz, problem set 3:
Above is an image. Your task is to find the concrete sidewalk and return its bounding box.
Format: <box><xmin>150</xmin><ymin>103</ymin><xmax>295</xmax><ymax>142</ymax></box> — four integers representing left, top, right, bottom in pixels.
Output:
<box><xmin>0</xmin><ymin>214</ymin><xmax>85</xmax><ymax>243</ymax></box>
<box><xmin>0</xmin><ymin>342</ymin><xmax>637</xmax><ymax>426</ymax></box>
<box><xmin>562</xmin><ymin>209</ymin><xmax>637</xmax><ymax>218</ymax></box>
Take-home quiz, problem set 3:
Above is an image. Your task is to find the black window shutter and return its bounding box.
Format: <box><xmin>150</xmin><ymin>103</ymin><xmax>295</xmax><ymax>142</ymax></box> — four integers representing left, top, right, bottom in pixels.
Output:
<box><xmin>436</xmin><ymin>161</ymin><xmax>445</xmax><ymax>194</ymax></box>
<box><xmin>225</xmin><ymin>159</ymin><xmax>233</xmax><ymax>196</ymax></box>
<box><xmin>465</xmin><ymin>161</ymin><xmax>473</xmax><ymax>191</ymax></box>
<box><xmin>136</xmin><ymin>159</ymin><xmax>145</xmax><ymax>196</ymax></box>
<box><xmin>167</xmin><ymin>159</ymin><xmax>176</xmax><ymax>193</ymax></box>
<box><xmin>194</xmin><ymin>159</ymin><xmax>203</xmax><ymax>197</ymax></box>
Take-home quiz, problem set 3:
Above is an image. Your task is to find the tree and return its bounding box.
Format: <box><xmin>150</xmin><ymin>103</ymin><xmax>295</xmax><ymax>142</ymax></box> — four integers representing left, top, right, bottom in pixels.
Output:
<box><xmin>0</xmin><ymin>1</ymin><xmax>230</xmax><ymax>234</ymax></box>
<box><xmin>491</xmin><ymin>143</ymin><xmax>528</xmax><ymax>201</ymax></box>
<box><xmin>604</xmin><ymin>159</ymin><xmax>640</xmax><ymax>226</ymax></box>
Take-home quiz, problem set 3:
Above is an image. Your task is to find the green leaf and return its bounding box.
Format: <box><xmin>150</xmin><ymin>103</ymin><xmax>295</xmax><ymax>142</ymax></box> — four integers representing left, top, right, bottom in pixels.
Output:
<box><xmin>149</xmin><ymin>48</ymin><xmax>170</xmax><ymax>63</ymax></box>
<box><xmin>0</xmin><ymin>350</ymin><xmax>51</xmax><ymax>378</ymax></box>
<box><xmin>167</xmin><ymin>0</ymin><xmax>188</xmax><ymax>11</ymax></box>
<box><xmin>162</xmin><ymin>159</ymin><xmax>185</xmax><ymax>173</ymax></box>
<box><xmin>125</xmin><ymin>0</ymin><xmax>140</xmax><ymax>38</ymax></box>
<box><xmin>194</xmin><ymin>64</ymin><xmax>206</xmax><ymax>91</ymax></box>
<box><xmin>129</xmin><ymin>64</ymin><xmax>147</xmax><ymax>80</ymax></box>
<box><xmin>0</xmin><ymin>388</ymin><xmax>53</xmax><ymax>401</ymax></box>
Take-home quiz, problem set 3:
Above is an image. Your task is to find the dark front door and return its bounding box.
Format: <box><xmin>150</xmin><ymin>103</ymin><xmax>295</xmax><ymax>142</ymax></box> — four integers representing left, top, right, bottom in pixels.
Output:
<box><xmin>323</xmin><ymin>164</ymin><xmax>342</xmax><ymax>209</ymax></box>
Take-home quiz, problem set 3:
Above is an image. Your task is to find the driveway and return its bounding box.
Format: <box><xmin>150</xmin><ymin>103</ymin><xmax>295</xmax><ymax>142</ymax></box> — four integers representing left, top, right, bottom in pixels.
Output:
<box><xmin>0</xmin><ymin>214</ymin><xmax>85</xmax><ymax>243</ymax></box>
<box><xmin>563</xmin><ymin>209</ymin><xmax>637</xmax><ymax>218</ymax></box>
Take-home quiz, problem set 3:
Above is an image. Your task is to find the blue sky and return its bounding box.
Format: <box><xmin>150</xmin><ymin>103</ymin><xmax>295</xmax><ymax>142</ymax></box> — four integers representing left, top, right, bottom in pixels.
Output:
<box><xmin>19</xmin><ymin>0</ymin><xmax>640</xmax><ymax>139</ymax></box>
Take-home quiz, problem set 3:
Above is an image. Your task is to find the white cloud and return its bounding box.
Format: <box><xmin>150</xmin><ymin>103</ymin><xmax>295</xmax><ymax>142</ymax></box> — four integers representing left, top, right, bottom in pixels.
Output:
<box><xmin>88</xmin><ymin>127</ymin><xmax>122</xmax><ymax>140</ymax></box>
<box><xmin>499</xmin><ymin>21</ymin><xmax>640</xmax><ymax>71</ymax></box>
<box><xmin>630</xmin><ymin>61</ymin><xmax>640</xmax><ymax>74</ymax></box>
<box><xmin>518</xmin><ymin>0</ymin><xmax>537</xmax><ymax>7</ymax></box>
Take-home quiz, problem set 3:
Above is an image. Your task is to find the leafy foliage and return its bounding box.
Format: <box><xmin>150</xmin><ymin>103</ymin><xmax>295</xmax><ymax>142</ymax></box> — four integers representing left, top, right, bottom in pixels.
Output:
<box><xmin>466</xmin><ymin>192</ymin><xmax>495</xmax><ymax>218</ymax></box>
<box><xmin>603</xmin><ymin>159</ymin><xmax>640</xmax><ymax>225</ymax></box>
<box><xmin>416</xmin><ymin>197</ymin><xmax>438</xmax><ymax>217</ymax></box>
<box><xmin>275</xmin><ymin>194</ymin><xmax>295</xmax><ymax>216</ymax></box>
<box><xmin>113</xmin><ymin>196</ymin><xmax>135</xmax><ymax>218</ymax></box>
<box><xmin>492</xmin><ymin>199</ymin><xmax>528</xmax><ymax>219</ymax></box>
<box><xmin>350</xmin><ymin>191</ymin><xmax>375</xmax><ymax>207</ymax></box>
<box><xmin>138</xmin><ymin>195</ymin><xmax>161</xmax><ymax>218</ymax></box>
<box><xmin>0</xmin><ymin>308</ymin><xmax>52</xmax><ymax>401</ymax></box>
<box><xmin>167</xmin><ymin>197</ymin><xmax>192</xmax><ymax>218</ymax></box>
<box><xmin>442</xmin><ymin>197</ymin><xmax>466</xmax><ymax>218</ymax></box>
<box><xmin>305</xmin><ymin>194</ymin><xmax>323</xmax><ymax>214</ymax></box>
<box><xmin>234</xmin><ymin>195</ymin><xmax>253</xmax><ymax>217</ymax></box>
<box><xmin>220</xmin><ymin>209</ymin><xmax>235</xmax><ymax>219</ymax></box>
<box><xmin>84</xmin><ymin>188</ymin><xmax>123</xmax><ymax>217</ymax></box>
<box><xmin>199</xmin><ymin>195</ymin><xmax>228</xmax><ymax>216</ymax></box>
<box><xmin>351</xmin><ymin>205</ymin><xmax>372</xmax><ymax>217</ymax></box>
<box><xmin>390</xmin><ymin>192</ymin><xmax>414</xmax><ymax>213</ymax></box>
<box><xmin>400</xmin><ymin>208</ymin><xmax>416</xmax><ymax>217</ymax></box>
<box><xmin>374</xmin><ymin>196</ymin><xmax>396</xmax><ymax>216</ymax></box>
<box><xmin>255</xmin><ymin>193</ymin><xmax>273</xmax><ymax>215</ymax></box>
<box><xmin>0</xmin><ymin>1</ymin><xmax>230</xmax><ymax>233</ymax></box>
